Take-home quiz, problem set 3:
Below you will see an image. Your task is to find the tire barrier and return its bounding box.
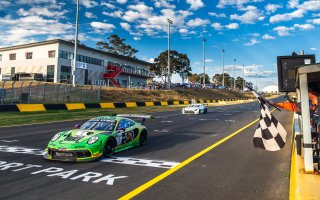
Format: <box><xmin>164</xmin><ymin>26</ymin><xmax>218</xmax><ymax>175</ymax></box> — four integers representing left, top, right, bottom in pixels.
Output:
<box><xmin>0</xmin><ymin>98</ymin><xmax>252</xmax><ymax>112</ymax></box>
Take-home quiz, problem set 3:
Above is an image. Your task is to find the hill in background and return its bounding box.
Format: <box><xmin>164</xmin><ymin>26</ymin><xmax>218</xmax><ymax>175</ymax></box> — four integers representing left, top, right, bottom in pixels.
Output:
<box><xmin>100</xmin><ymin>88</ymin><xmax>254</xmax><ymax>102</ymax></box>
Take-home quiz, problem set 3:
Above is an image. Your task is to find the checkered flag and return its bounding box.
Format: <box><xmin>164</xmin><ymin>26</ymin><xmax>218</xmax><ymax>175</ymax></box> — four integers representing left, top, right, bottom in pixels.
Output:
<box><xmin>252</xmin><ymin>92</ymin><xmax>287</xmax><ymax>151</ymax></box>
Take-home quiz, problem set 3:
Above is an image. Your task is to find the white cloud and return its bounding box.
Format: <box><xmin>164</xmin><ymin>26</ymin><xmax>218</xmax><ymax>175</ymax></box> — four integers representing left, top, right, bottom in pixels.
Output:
<box><xmin>186</xmin><ymin>0</ymin><xmax>204</xmax><ymax>10</ymax></box>
<box><xmin>103</xmin><ymin>10</ymin><xmax>123</xmax><ymax>18</ymax></box>
<box><xmin>120</xmin><ymin>22</ymin><xmax>131</xmax><ymax>31</ymax></box>
<box><xmin>208</xmin><ymin>12</ymin><xmax>226</xmax><ymax>18</ymax></box>
<box><xmin>217</xmin><ymin>0</ymin><xmax>263</xmax><ymax>8</ymax></box>
<box><xmin>117</xmin><ymin>0</ymin><xmax>127</xmax><ymax>4</ymax></box>
<box><xmin>154</xmin><ymin>0</ymin><xmax>175</xmax><ymax>9</ymax></box>
<box><xmin>269</xmin><ymin>9</ymin><xmax>305</xmax><ymax>23</ymax></box>
<box><xmin>230</xmin><ymin>6</ymin><xmax>264</xmax><ymax>24</ymax></box>
<box><xmin>0</xmin><ymin>0</ymin><xmax>11</xmax><ymax>7</ymax></box>
<box><xmin>308</xmin><ymin>18</ymin><xmax>320</xmax><ymax>24</ymax></box>
<box><xmin>122</xmin><ymin>4</ymin><xmax>153</xmax><ymax>22</ymax></box>
<box><xmin>265</xmin><ymin>4</ymin><xmax>282</xmax><ymax>13</ymax></box>
<box><xmin>294</xmin><ymin>23</ymin><xmax>315</xmax><ymax>30</ymax></box>
<box><xmin>17</xmin><ymin>0</ymin><xmax>56</xmax><ymax>4</ymax></box>
<box><xmin>205</xmin><ymin>59</ymin><xmax>214</xmax><ymax>63</ymax></box>
<box><xmin>80</xmin><ymin>0</ymin><xmax>98</xmax><ymax>8</ymax></box>
<box><xmin>287</xmin><ymin>0</ymin><xmax>299</xmax><ymax>8</ymax></box>
<box><xmin>101</xmin><ymin>2</ymin><xmax>116</xmax><ymax>9</ymax></box>
<box><xmin>211</xmin><ymin>22</ymin><xmax>224</xmax><ymax>30</ymax></box>
<box><xmin>270</xmin><ymin>1</ymin><xmax>320</xmax><ymax>23</ymax></box>
<box><xmin>310</xmin><ymin>47</ymin><xmax>317</xmax><ymax>51</ymax></box>
<box><xmin>90</xmin><ymin>22</ymin><xmax>115</xmax><ymax>33</ymax></box>
<box><xmin>273</xmin><ymin>26</ymin><xmax>294</xmax><ymax>36</ymax></box>
<box><xmin>225</xmin><ymin>23</ymin><xmax>239</xmax><ymax>29</ymax></box>
<box><xmin>244</xmin><ymin>38</ymin><xmax>259</xmax><ymax>46</ymax></box>
<box><xmin>85</xmin><ymin>12</ymin><xmax>96</xmax><ymax>18</ymax></box>
<box><xmin>262</xmin><ymin>34</ymin><xmax>275</xmax><ymax>40</ymax></box>
<box><xmin>0</xmin><ymin>15</ymin><xmax>73</xmax><ymax>46</ymax></box>
<box><xmin>133</xmin><ymin>37</ymin><xmax>141</xmax><ymax>40</ymax></box>
<box><xmin>17</xmin><ymin>7</ymin><xmax>67</xmax><ymax>18</ymax></box>
<box><xmin>186</xmin><ymin>18</ymin><xmax>210</xmax><ymax>27</ymax></box>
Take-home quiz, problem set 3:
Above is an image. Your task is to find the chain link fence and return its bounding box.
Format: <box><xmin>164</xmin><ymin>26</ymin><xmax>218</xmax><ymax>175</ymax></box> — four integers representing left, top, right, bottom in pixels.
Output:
<box><xmin>0</xmin><ymin>81</ymin><xmax>101</xmax><ymax>104</ymax></box>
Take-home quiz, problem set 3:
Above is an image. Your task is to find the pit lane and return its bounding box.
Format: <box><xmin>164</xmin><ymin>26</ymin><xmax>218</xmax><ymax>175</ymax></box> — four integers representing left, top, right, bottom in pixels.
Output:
<box><xmin>0</xmin><ymin>97</ymin><xmax>292</xmax><ymax>200</ymax></box>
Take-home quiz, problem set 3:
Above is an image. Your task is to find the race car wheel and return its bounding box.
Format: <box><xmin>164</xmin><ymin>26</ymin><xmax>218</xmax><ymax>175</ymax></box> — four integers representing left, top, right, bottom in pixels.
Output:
<box><xmin>204</xmin><ymin>108</ymin><xmax>207</xmax><ymax>114</ymax></box>
<box><xmin>103</xmin><ymin>138</ymin><xmax>116</xmax><ymax>158</ymax></box>
<box><xmin>139</xmin><ymin>130</ymin><xmax>148</xmax><ymax>146</ymax></box>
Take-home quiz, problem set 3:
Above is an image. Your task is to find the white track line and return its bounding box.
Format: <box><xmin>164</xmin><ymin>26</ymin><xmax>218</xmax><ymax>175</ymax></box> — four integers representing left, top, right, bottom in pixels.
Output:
<box><xmin>0</xmin><ymin>145</ymin><xmax>179</xmax><ymax>169</ymax></box>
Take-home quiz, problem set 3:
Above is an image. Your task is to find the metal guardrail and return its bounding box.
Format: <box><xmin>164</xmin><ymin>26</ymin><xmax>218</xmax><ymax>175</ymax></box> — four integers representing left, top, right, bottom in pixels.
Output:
<box><xmin>0</xmin><ymin>81</ymin><xmax>101</xmax><ymax>104</ymax></box>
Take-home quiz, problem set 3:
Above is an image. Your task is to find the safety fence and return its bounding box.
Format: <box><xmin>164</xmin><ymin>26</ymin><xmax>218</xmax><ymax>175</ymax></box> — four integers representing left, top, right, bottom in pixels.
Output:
<box><xmin>0</xmin><ymin>98</ymin><xmax>251</xmax><ymax>112</ymax></box>
<box><xmin>0</xmin><ymin>81</ymin><xmax>101</xmax><ymax>104</ymax></box>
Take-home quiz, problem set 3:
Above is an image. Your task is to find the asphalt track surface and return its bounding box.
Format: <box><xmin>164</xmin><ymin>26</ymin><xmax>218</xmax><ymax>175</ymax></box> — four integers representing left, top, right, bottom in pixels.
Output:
<box><xmin>0</xmin><ymin>97</ymin><xmax>292</xmax><ymax>200</ymax></box>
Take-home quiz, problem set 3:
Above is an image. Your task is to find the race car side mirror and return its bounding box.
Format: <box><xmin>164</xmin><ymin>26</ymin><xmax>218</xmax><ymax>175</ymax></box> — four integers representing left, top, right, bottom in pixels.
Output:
<box><xmin>74</xmin><ymin>124</ymin><xmax>81</xmax><ymax>129</ymax></box>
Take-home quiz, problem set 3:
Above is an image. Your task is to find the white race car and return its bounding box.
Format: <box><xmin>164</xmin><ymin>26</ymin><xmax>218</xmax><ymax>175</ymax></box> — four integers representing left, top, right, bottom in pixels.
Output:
<box><xmin>182</xmin><ymin>104</ymin><xmax>208</xmax><ymax>114</ymax></box>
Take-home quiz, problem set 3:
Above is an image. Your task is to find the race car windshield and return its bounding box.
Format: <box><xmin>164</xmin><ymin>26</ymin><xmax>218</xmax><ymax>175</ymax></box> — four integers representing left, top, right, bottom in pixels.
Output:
<box><xmin>80</xmin><ymin>121</ymin><xmax>115</xmax><ymax>131</ymax></box>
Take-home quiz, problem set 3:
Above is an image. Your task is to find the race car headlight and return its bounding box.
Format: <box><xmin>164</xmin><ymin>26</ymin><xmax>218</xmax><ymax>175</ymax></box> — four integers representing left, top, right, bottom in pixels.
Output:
<box><xmin>87</xmin><ymin>136</ymin><xmax>99</xmax><ymax>144</ymax></box>
<box><xmin>51</xmin><ymin>133</ymin><xmax>61</xmax><ymax>142</ymax></box>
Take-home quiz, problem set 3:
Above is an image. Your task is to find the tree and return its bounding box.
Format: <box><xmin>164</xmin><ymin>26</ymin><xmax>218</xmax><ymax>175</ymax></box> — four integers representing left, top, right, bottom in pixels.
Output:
<box><xmin>96</xmin><ymin>34</ymin><xmax>138</xmax><ymax>57</ymax></box>
<box><xmin>151</xmin><ymin>50</ymin><xmax>192</xmax><ymax>83</ymax></box>
<box><xmin>188</xmin><ymin>73</ymin><xmax>200</xmax><ymax>83</ymax></box>
<box><xmin>176</xmin><ymin>53</ymin><xmax>191</xmax><ymax>83</ymax></box>
<box><xmin>198</xmin><ymin>73</ymin><xmax>210</xmax><ymax>84</ymax></box>
<box><xmin>212</xmin><ymin>73</ymin><xmax>232</xmax><ymax>86</ymax></box>
<box><xmin>235</xmin><ymin>76</ymin><xmax>245</xmax><ymax>90</ymax></box>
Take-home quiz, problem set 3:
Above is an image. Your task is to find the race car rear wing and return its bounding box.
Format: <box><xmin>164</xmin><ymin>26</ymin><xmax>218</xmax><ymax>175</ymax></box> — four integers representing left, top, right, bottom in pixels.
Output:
<box><xmin>113</xmin><ymin>114</ymin><xmax>154</xmax><ymax>125</ymax></box>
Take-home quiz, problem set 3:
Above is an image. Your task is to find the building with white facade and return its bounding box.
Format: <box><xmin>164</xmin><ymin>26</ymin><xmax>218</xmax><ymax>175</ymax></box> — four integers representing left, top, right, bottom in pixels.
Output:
<box><xmin>0</xmin><ymin>39</ymin><xmax>153</xmax><ymax>87</ymax></box>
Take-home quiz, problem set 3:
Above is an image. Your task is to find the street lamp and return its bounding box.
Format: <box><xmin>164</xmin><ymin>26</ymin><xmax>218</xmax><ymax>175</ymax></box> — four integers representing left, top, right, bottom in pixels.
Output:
<box><xmin>167</xmin><ymin>18</ymin><xmax>173</xmax><ymax>89</ymax></box>
<box><xmin>233</xmin><ymin>58</ymin><xmax>236</xmax><ymax>90</ymax></box>
<box><xmin>242</xmin><ymin>64</ymin><xmax>245</xmax><ymax>91</ymax></box>
<box><xmin>222</xmin><ymin>49</ymin><xmax>225</xmax><ymax>87</ymax></box>
<box><xmin>249</xmin><ymin>69</ymin><xmax>252</xmax><ymax>87</ymax></box>
<box><xmin>202</xmin><ymin>36</ymin><xmax>206</xmax><ymax>88</ymax></box>
<box><xmin>72</xmin><ymin>0</ymin><xmax>79</xmax><ymax>87</ymax></box>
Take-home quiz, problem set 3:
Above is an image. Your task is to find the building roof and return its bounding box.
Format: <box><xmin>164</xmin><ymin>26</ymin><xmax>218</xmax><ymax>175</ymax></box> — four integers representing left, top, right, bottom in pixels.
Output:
<box><xmin>0</xmin><ymin>39</ymin><xmax>152</xmax><ymax>66</ymax></box>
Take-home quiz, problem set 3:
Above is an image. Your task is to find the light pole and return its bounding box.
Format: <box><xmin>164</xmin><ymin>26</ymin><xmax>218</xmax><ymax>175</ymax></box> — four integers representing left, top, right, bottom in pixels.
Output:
<box><xmin>242</xmin><ymin>64</ymin><xmax>245</xmax><ymax>91</ymax></box>
<box><xmin>167</xmin><ymin>18</ymin><xmax>173</xmax><ymax>89</ymax></box>
<box><xmin>202</xmin><ymin>36</ymin><xmax>206</xmax><ymax>88</ymax></box>
<box><xmin>233</xmin><ymin>58</ymin><xmax>236</xmax><ymax>90</ymax></box>
<box><xmin>222</xmin><ymin>49</ymin><xmax>225</xmax><ymax>87</ymax></box>
<box><xmin>256</xmin><ymin>73</ymin><xmax>258</xmax><ymax>91</ymax></box>
<box><xmin>249</xmin><ymin>69</ymin><xmax>252</xmax><ymax>88</ymax></box>
<box><xmin>72</xmin><ymin>0</ymin><xmax>79</xmax><ymax>87</ymax></box>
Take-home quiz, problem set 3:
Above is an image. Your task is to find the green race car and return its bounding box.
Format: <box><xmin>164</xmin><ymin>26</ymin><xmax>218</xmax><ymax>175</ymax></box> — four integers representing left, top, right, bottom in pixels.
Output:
<box><xmin>43</xmin><ymin>114</ymin><xmax>153</xmax><ymax>162</ymax></box>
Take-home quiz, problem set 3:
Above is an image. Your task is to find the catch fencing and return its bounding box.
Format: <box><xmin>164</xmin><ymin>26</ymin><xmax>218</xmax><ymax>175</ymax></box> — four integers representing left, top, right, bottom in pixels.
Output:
<box><xmin>0</xmin><ymin>81</ymin><xmax>101</xmax><ymax>104</ymax></box>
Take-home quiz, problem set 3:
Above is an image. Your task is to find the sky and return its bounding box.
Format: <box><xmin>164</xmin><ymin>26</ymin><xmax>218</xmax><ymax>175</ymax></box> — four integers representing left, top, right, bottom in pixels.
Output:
<box><xmin>0</xmin><ymin>0</ymin><xmax>320</xmax><ymax>90</ymax></box>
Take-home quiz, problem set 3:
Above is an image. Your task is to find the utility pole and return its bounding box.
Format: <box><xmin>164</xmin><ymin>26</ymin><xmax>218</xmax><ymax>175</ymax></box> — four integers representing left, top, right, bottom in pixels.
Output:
<box><xmin>233</xmin><ymin>58</ymin><xmax>236</xmax><ymax>90</ymax></box>
<box><xmin>72</xmin><ymin>0</ymin><xmax>79</xmax><ymax>87</ymax></box>
<box><xmin>242</xmin><ymin>64</ymin><xmax>245</xmax><ymax>91</ymax></box>
<box><xmin>203</xmin><ymin>36</ymin><xmax>206</xmax><ymax>88</ymax></box>
<box><xmin>167</xmin><ymin>18</ymin><xmax>173</xmax><ymax>89</ymax></box>
<box><xmin>222</xmin><ymin>49</ymin><xmax>225</xmax><ymax>87</ymax></box>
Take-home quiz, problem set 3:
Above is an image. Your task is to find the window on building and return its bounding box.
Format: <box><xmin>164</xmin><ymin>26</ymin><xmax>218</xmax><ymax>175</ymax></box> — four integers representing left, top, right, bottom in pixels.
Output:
<box><xmin>11</xmin><ymin>67</ymin><xmax>15</xmax><ymax>75</ymax></box>
<box><xmin>26</xmin><ymin>52</ymin><xmax>33</xmax><ymax>59</ymax></box>
<box><xmin>47</xmin><ymin>65</ymin><xmax>55</xmax><ymax>82</ymax></box>
<box><xmin>9</xmin><ymin>53</ymin><xmax>16</xmax><ymax>60</ymax></box>
<box><xmin>0</xmin><ymin>54</ymin><xmax>2</xmax><ymax>61</ymax></box>
<box><xmin>48</xmin><ymin>50</ymin><xmax>56</xmax><ymax>58</ymax></box>
<box><xmin>60</xmin><ymin>65</ymin><xmax>71</xmax><ymax>83</ymax></box>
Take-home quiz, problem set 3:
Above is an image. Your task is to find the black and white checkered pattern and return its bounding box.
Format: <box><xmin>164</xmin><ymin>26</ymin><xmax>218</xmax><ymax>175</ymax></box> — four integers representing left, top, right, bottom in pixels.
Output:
<box><xmin>253</xmin><ymin>97</ymin><xmax>287</xmax><ymax>151</ymax></box>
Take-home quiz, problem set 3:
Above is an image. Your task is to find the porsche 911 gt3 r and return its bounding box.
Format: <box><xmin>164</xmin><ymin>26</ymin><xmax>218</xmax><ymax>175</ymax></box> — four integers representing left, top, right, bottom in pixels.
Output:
<box><xmin>182</xmin><ymin>104</ymin><xmax>207</xmax><ymax>114</ymax></box>
<box><xmin>43</xmin><ymin>114</ymin><xmax>153</xmax><ymax>162</ymax></box>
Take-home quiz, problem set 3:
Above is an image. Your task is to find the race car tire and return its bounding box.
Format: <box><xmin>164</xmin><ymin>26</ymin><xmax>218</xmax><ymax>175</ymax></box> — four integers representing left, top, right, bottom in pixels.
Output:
<box><xmin>103</xmin><ymin>138</ymin><xmax>116</xmax><ymax>158</ymax></box>
<box><xmin>139</xmin><ymin>130</ymin><xmax>148</xmax><ymax>146</ymax></box>
<box><xmin>204</xmin><ymin>108</ymin><xmax>207</xmax><ymax>114</ymax></box>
